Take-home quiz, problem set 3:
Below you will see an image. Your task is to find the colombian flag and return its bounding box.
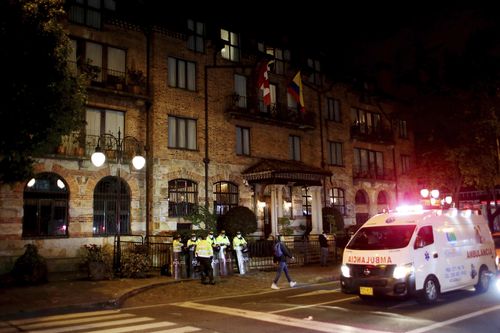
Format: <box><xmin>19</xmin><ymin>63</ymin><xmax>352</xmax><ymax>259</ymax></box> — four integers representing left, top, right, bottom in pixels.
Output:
<box><xmin>287</xmin><ymin>71</ymin><xmax>305</xmax><ymax>112</ymax></box>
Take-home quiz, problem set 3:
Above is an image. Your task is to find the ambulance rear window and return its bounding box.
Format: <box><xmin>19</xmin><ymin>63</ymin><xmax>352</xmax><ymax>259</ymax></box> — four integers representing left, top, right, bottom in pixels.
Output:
<box><xmin>347</xmin><ymin>225</ymin><xmax>416</xmax><ymax>250</ymax></box>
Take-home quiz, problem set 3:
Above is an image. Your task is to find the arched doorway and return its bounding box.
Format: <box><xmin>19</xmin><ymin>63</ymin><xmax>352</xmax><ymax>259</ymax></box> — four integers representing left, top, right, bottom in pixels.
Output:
<box><xmin>93</xmin><ymin>176</ymin><xmax>131</xmax><ymax>236</ymax></box>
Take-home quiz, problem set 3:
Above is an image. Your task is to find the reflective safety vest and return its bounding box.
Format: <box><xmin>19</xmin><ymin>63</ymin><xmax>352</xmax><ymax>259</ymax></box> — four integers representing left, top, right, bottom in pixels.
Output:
<box><xmin>187</xmin><ymin>239</ymin><xmax>199</xmax><ymax>251</ymax></box>
<box><xmin>196</xmin><ymin>239</ymin><xmax>213</xmax><ymax>258</ymax></box>
<box><xmin>173</xmin><ymin>239</ymin><xmax>184</xmax><ymax>253</ymax></box>
<box><xmin>216</xmin><ymin>235</ymin><xmax>230</xmax><ymax>246</ymax></box>
<box><xmin>233</xmin><ymin>236</ymin><xmax>247</xmax><ymax>249</ymax></box>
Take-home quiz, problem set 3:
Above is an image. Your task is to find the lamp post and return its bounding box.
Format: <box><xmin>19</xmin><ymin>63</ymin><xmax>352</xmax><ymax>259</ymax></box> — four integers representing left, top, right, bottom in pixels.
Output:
<box><xmin>91</xmin><ymin>130</ymin><xmax>146</xmax><ymax>274</ymax></box>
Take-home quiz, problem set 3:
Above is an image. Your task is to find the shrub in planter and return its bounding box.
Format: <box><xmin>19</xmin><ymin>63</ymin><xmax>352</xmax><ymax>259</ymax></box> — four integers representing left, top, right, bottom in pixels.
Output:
<box><xmin>11</xmin><ymin>244</ymin><xmax>48</xmax><ymax>285</ymax></box>
<box><xmin>80</xmin><ymin>244</ymin><xmax>113</xmax><ymax>280</ymax></box>
<box><xmin>120</xmin><ymin>244</ymin><xmax>152</xmax><ymax>278</ymax></box>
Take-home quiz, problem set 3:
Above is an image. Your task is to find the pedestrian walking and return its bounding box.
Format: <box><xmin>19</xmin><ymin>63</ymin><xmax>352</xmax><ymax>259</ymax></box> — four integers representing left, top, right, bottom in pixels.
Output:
<box><xmin>232</xmin><ymin>231</ymin><xmax>247</xmax><ymax>275</ymax></box>
<box><xmin>195</xmin><ymin>233</ymin><xmax>215</xmax><ymax>285</ymax></box>
<box><xmin>215</xmin><ymin>230</ymin><xmax>231</xmax><ymax>276</ymax></box>
<box><xmin>271</xmin><ymin>235</ymin><xmax>297</xmax><ymax>289</ymax></box>
<box><xmin>319</xmin><ymin>231</ymin><xmax>329</xmax><ymax>267</ymax></box>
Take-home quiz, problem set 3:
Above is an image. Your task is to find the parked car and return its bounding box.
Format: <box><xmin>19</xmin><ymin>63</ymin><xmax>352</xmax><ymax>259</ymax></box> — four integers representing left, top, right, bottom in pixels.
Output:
<box><xmin>493</xmin><ymin>232</ymin><xmax>500</xmax><ymax>271</ymax></box>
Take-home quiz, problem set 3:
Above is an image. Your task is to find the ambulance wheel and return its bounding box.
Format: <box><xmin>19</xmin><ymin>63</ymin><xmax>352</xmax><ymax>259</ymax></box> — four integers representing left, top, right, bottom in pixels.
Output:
<box><xmin>475</xmin><ymin>266</ymin><xmax>490</xmax><ymax>293</ymax></box>
<box><xmin>417</xmin><ymin>276</ymin><xmax>440</xmax><ymax>304</ymax></box>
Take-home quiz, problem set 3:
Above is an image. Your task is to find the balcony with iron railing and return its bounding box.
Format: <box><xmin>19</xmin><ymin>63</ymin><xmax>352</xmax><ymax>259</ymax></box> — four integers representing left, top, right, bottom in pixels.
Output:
<box><xmin>69</xmin><ymin>61</ymin><xmax>146</xmax><ymax>95</ymax></box>
<box><xmin>352</xmin><ymin>165</ymin><xmax>395</xmax><ymax>182</ymax></box>
<box><xmin>350</xmin><ymin>122</ymin><xmax>394</xmax><ymax>144</ymax></box>
<box><xmin>224</xmin><ymin>94</ymin><xmax>316</xmax><ymax>130</ymax></box>
<box><xmin>53</xmin><ymin>133</ymin><xmax>143</xmax><ymax>163</ymax></box>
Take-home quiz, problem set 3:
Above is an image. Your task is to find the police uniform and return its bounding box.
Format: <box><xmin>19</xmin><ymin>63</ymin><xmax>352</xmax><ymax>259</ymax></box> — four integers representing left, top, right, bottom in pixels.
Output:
<box><xmin>232</xmin><ymin>231</ymin><xmax>248</xmax><ymax>275</ymax></box>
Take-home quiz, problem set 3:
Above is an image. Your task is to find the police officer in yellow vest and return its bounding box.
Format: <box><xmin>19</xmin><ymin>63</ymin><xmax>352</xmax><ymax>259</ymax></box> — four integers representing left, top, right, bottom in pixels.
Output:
<box><xmin>196</xmin><ymin>232</ymin><xmax>215</xmax><ymax>284</ymax></box>
<box><xmin>172</xmin><ymin>234</ymin><xmax>184</xmax><ymax>279</ymax></box>
<box><xmin>233</xmin><ymin>231</ymin><xmax>248</xmax><ymax>275</ymax></box>
<box><xmin>186</xmin><ymin>233</ymin><xmax>199</xmax><ymax>278</ymax></box>
<box><xmin>215</xmin><ymin>230</ymin><xmax>231</xmax><ymax>276</ymax></box>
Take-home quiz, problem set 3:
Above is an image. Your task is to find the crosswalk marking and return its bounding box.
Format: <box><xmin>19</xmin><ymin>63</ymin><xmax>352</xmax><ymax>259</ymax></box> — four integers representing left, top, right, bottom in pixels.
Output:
<box><xmin>7</xmin><ymin>310</ymin><xmax>121</xmax><ymax>325</ymax></box>
<box><xmin>4</xmin><ymin>310</ymin><xmax>202</xmax><ymax>333</ymax></box>
<box><xmin>20</xmin><ymin>314</ymin><xmax>136</xmax><ymax>330</ymax></box>
<box><xmin>24</xmin><ymin>317</ymin><xmax>156</xmax><ymax>333</ymax></box>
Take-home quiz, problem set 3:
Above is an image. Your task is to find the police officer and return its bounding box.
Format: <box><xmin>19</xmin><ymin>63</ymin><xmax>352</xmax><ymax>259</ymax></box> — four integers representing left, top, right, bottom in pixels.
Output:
<box><xmin>215</xmin><ymin>230</ymin><xmax>230</xmax><ymax>276</ymax></box>
<box><xmin>207</xmin><ymin>231</ymin><xmax>220</xmax><ymax>279</ymax></box>
<box><xmin>172</xmin><ymin>234</ymin><xmax>184</xmax><ymax>279</ymax></box>
<box><xmin>186</xmin><ymin>233</ymin><xmax>199</xmax><ymax>278</ymax></box>
<box><xmin>232</xmin><ymin>231</ymin><xmax>248</xmax><ymax>275</ymax></box>
<box><xmin>195</xmin><ymin>233</ymin><xmax>215</xmax><ymax>284</ymax></box>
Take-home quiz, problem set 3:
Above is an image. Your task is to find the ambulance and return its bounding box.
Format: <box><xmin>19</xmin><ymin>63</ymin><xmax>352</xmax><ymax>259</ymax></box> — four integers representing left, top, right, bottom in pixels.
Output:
<box><xmin>340</xmin><ymin>205</ymin><xmax>497</xmax><ymax>304</ymax></box>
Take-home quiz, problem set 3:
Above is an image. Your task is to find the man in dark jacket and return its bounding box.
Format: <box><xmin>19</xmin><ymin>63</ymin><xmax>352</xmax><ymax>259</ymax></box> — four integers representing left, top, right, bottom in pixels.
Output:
<box><xmin>271</xmin><ymin>235</ymin><xmax>297</xmax><ymax>289</ymax></box>
<box><xmin>319</xmin><ymin>231</ymin><xmax>329</xmax><ymax>266</ymax></box>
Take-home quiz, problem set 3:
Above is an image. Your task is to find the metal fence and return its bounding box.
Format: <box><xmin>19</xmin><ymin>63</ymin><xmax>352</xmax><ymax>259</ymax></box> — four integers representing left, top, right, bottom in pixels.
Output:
<box><xmin>115</xmin><ymin>235</ymin><xmax>343</xmax><ymax>274</ymax></box>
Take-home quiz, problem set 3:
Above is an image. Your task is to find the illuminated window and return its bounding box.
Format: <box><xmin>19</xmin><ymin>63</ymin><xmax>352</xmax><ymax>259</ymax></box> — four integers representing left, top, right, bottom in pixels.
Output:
<box><xmin>93</xmin><ymin>176</ymin><xmax>131</xmax><ymax>236</ymax></box>
<box><xmin>23</xmin><ymin>173</ymin><xmax>69</xmax><ymax>237</ymax></box>
<box><xmin>302</xmin><ymin>187</ymin><xmax>312</xmax><ymax>216</ymax></box>
<box><xmin>168</xmin><ymin>179</ymin><xmax>198</xmax><ymax>217</ymax></box>
<box><xmin>168</xmin><ymin>116</ymin><xmax>197</xmax><ymax>150</ymax></box>
<box><xmin>220</xmin><ymin>29</ymin><xmax>240</xmax><ymax>62</ymax></box>
<box><xmin>330</xmin><ymin>188</ymin><xmax>346</xmax><ymax>215</ymax></box>
<box><xmin>213</xmin><ymin>181</ymin><xmax>239</xmax><ymax>215</ymax></box>
<box><xmin>257</xmin><ymin>42</ymin><xmax>290</xmax><ymax>75</ymax></box>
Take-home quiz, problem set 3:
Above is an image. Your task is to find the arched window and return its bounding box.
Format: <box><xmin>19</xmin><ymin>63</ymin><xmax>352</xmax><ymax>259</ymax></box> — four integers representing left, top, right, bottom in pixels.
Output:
<box><xmin>23</xmin><ymin>172</ymin><xmax>69</xmax><ymax>237</ymax></box>
<box><xmin>168</xmin><ymin>179</ymin><xmax>198</xmax><ymax>217</ymax></box>
<box><xmin>93</xmin><ymin>176</ymin><xmax>131</xmax><ymax>236</ymax></box>
<box><xmin>330</xmin><ymin>187</ymin><xmax>346</xmax><ymax>215</ymax></box>
<box><xmin>213</xmin><ymin>181</ymin><xmax>238</xmax><ymax>215</ymax></box>
<box><xmin>377</xmin><ymin>191</ymin><xmax>388</xmax><ymax>204</ymax></box>
<box><xmin>355</xmin><ymin>190</ymin><xmax>368</xmax><ymax>204</ymax></box>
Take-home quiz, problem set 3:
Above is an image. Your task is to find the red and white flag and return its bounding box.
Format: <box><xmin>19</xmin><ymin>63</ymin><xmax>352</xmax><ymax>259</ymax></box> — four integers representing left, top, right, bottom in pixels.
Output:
<box><xmin>257</xmin><ymin>59</ymin><xmax>274</xmax><ymax>106</ymax></box>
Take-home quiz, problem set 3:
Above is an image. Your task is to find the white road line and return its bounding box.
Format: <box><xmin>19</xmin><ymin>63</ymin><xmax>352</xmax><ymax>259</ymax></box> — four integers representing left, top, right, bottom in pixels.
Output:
<box><xmin>405</xmin><ymin>304</ymin><xmax>500</xmax><ymax>333</ymax></box>
<box><xmin>19</xmin><ymin>313</ymin><xmax>135</xmax><ymax>329</ymax></box>
<box><xmin>24</xmin><ymin>317</ymin><xmax>153</xmax><ymax>333</ymax></box>
<box><xmin>7</xmin><ymin>310</ymin><xmax>121</xmax><ymax>325</ymax></box>
<box><xmin>155</xmin><ymin>327</ymin><xmax>201</xmax><ymax>333</ymax></box>
<box><xmin>78</xmin><ymin>321</ymin><xmax>177</xmax><ymax>333</ymax></box>
<box><xmin>288</xmin><ymin>289</ymin><xmax>340</xmax><ymax>298</ymax></box>
<box><xmin>174</xmin><ymin>301</ymin><xmax>391</xmax><ymax>333</ymax></box>
<box><xmin>270</xmin><ymin>296</ymin><xmax>358</xmax><ymax>314</ymax></box>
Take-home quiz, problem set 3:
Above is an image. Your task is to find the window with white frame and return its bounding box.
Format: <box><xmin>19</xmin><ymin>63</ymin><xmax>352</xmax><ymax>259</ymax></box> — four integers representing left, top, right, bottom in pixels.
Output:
<box><xmin>327</xmin><ymin>141</ymin><xmax>343</xmax><ymax>166</ymax></box>
<box><xmin>168</xmin><ymin>179</ymin><xmax>198</xmax><ymax>217</ymax></box>
<box><xmin>168</xmin><ymin>116</ymin><xmax>197</xmax><ymax>150</ymax></box>
<box><xmin>213</xmin><ymin>181</ymin><xmax>239</xmax><ymax>216</ymax></box>
<box><xmin>289</xmin><ymin>135</ymin><xmax>301</xmax><ymax>161</ymax></box>
<box><xmin>401</xmin><ymin>154</ymin><xmax>411</xmax><ymax>174</ymax></box>
<box><xmin>220</xmin><ymin>29</ymin><xmax>240</xmax><ymax>62</ymax></box>
<box><xmin>326</xmin><ymin>98</ymin><xmax>341</xmax><ymax>122</ymax></box>
<box><xmin>168</xmin><ymin>57</ymin><xmax>196</xmax><ymax>91</ymax></box>
<box><xmin>259</xmin><ymin>83</ymin><xmax>277</xmax><ymax>113</ymax></box>
<box><xmin>330</xmin><ymin>187</ymin><xmax>346</xmax><ymax>215</ymax></box>
<box><xmin>187</xmin><ymin>19</ymin><xmax>205</xmax><ymax>53</ymax></box>
<box><xmin>236</xmin><ymin>126</ymin><xmax>250</xmax><ymax>156</ymax></box>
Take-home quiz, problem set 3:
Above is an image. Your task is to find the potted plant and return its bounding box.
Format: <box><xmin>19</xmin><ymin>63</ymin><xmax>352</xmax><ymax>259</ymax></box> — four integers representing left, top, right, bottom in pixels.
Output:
<box><xmin>127</xmin><ymin>68</ymin><xmax>146</xmax><ymax>94</ymax></box>
<box><xmin>80</xmin><ymin>244</ymin><xmax>113</xmax><ymax>280</ymax></box>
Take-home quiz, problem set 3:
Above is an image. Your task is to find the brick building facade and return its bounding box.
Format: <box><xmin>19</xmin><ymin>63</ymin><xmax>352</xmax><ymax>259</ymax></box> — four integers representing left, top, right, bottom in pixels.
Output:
<box><xmin>0</xmin><ymin>4</ymin><xmax>418</xmax><ymax>274</ymax></box>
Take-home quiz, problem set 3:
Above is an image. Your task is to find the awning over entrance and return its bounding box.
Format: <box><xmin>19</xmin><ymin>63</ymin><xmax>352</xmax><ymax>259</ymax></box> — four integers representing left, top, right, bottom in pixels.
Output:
<box><xmin>242</xmin><ymin>158</ymin><xmax>332</xmax><ymax>186</ymax></box>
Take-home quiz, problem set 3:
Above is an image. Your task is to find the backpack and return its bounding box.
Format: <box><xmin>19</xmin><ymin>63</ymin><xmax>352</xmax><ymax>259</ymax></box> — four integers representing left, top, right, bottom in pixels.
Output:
<box><xmin>273</xmin><ymin>242</ymin><xmax>283</xmax><ymax>262</ymax></box>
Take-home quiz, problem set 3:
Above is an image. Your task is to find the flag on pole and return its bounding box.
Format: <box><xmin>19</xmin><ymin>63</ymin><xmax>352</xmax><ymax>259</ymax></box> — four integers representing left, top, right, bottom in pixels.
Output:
<box><xmin>257</xmin><ymin>59</ymin><xmax>273</xmax><ymax>106</ymax></box>
<box><xmin>287</xmin><ymin>71</ymin><xmax>305</xmax><ymax>112</ymax></box>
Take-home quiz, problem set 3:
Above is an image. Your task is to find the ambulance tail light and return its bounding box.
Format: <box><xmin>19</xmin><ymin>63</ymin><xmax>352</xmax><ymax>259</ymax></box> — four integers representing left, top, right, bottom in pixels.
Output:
<box><xmin>393</xmin><ymin>263</ymin><xmax>414</xmax><ymax>279</ymax></box>
<box><xmin>341</xmin><ymin>264</ymin><xmax>351</xmax><ymax>278</ymax></box>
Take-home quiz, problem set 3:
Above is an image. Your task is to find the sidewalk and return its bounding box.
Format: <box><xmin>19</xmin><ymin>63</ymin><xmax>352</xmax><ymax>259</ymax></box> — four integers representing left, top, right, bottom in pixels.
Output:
<box><xmin>0</xmin><ymin>263</ymin><xmax>341</xmax><ymax>320</ymax></box>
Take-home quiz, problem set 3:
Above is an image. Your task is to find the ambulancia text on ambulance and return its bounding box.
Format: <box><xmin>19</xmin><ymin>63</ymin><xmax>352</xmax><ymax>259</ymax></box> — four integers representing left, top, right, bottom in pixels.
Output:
<box><xmin>340</xmin><ymin>205</ymin><xmax>497</xmax><ymax>304</ymax></box>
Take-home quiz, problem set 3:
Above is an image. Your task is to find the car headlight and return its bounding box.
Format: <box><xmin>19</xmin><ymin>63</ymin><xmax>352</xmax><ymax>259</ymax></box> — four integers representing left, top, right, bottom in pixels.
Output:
<box><xmin>393</xmin><ymin>263</ymin><xmax>414</xmax><ymax>279</ymax></box>
<box><xmin>341</xmin><ymin>264</ymin><xmax>351</xmax><ymax>278</ymax></box>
